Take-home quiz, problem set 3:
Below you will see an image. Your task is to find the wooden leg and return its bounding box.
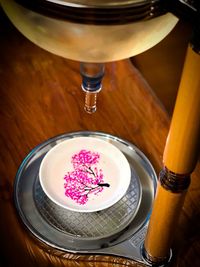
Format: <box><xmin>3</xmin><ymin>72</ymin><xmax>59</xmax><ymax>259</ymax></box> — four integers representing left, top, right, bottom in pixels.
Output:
<box><xmin>143</xmin><ymin>45</ymin><xmax>200</xmax><ymax>265</ymax></box>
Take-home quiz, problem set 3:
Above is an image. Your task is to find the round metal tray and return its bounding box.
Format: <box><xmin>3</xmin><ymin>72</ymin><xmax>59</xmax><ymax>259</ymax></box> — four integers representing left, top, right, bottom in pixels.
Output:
<box><xmin>14</xmin><ymin>131</ymin><xmax>157</xmax><ymax>252</ymax></box>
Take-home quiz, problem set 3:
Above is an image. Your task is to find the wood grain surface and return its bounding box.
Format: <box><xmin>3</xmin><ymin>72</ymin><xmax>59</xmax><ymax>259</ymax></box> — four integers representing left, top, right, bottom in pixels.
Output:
<box><xmin>0</xmin><ymin>9</ymin><xmax>200</xmax><ymax>267</ymax></box>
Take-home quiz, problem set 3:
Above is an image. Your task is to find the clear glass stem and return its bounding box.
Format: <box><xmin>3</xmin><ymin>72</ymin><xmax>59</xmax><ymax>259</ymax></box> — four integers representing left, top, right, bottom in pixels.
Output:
<box><xmin>80</xmin><ymin>62</ymin><xmax>105</xmax><ymax>114</ymax></box>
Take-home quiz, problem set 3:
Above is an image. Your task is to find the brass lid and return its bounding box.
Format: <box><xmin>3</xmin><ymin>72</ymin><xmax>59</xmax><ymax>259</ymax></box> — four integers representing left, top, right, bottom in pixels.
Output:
<box><xmin>46</xmin><ymin>0</ymin><xmax>148</xmax><ymax>8</ymax></box>
<box><xmin>15</xmin><ymin>0</ymin><xmax>166</xmax><ymax>24</ymax></box>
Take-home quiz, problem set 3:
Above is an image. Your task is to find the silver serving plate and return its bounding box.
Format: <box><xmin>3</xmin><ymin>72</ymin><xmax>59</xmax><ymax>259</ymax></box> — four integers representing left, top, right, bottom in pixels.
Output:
<box><xmin>14</xmin><ymin>131</ymin><xmax>157</xmax><ymax>263</ymax></box>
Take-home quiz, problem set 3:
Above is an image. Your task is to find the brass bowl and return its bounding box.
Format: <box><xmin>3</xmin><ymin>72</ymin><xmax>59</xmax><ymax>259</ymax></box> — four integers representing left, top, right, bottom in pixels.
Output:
<box><xmin>1</xmin><ymin>0</ymin><xmax>178</xmax><ymax>62</ymax></box>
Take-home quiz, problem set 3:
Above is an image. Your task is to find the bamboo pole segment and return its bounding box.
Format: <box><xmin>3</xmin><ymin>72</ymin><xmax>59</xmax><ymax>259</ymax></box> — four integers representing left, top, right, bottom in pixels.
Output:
<box><xmin>143</xmin><ymin>172</ymin><xmax>190</xmax><ymax>265</ymax></box>
<box><xmin>163</xmin><ymin>46</ymin><xmax>200</xmax><ymax>174</ymax></box>
<box><xmin>143</xmin><ymin>45</ymin><xmax>200</xmax><ymax>266</ymax></box>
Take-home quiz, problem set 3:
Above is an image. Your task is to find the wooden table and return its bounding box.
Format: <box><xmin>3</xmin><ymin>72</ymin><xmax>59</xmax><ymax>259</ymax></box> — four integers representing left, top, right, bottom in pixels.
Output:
<box><xmin>0</xmin><ymin>9</ymin><xmax>200</xmax><ymax>267</ymax></box>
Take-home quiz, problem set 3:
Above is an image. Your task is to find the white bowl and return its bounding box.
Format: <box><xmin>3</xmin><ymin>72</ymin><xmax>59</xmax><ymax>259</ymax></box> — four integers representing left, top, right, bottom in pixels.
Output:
<box><xmin>39</xmin><ymin>136</ymin><xmax>131</xmax><ymax>212</ymax></box>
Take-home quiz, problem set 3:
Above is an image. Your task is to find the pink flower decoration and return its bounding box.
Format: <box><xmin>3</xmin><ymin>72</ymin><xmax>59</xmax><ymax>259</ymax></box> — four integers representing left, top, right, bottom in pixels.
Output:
<box><xmin>64</xmin><ymin>149</ymin><xmax>110</xmax><ymax>205</ymax></box>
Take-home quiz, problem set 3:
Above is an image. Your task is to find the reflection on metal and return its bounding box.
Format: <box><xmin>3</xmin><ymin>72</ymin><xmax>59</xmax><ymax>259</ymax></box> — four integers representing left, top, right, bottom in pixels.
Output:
<box><xmin>14</xmin><ymin>131</ymin><xmax>156</xmax><ymax>263</ymax></box>
<box><xmin>1</xmin><ymin>0</ymin><xmax>178</xmax><ymax>62</ymax></box>
<box><xmin>142</xmin><ymin>245</ymin><xmax>173</xmax><ymax>267</ymax></box>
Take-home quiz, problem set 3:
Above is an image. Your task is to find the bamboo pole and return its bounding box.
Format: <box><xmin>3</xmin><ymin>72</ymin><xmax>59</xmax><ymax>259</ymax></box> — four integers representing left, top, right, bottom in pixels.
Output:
<box><xmin>143</xmin><ymin>45</ymin><xmax>200</xmax><ymax>265</ymax></box>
